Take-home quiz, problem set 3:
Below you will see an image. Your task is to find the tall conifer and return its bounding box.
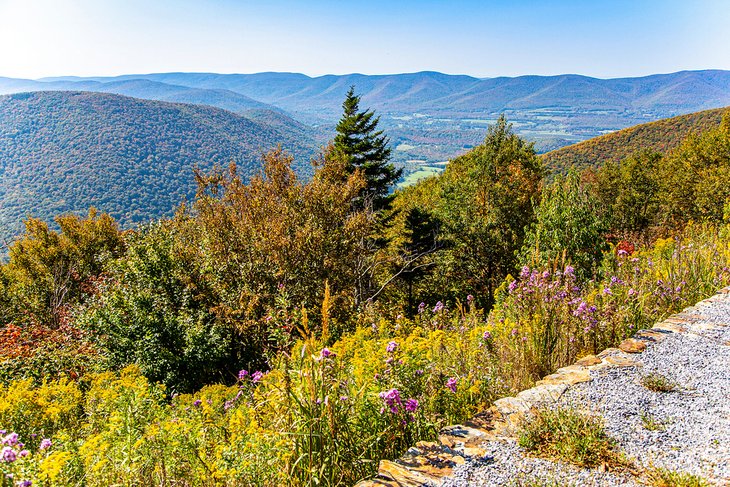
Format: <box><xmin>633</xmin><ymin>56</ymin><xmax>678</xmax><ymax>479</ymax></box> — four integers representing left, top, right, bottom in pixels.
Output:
<box><xmin>334</xmin><ymin>86</ymin><xmax>401</xmax><ymax>209</ymax></box>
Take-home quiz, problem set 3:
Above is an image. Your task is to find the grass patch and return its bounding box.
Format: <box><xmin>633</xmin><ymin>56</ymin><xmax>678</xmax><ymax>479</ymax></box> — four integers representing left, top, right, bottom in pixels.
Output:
<box><xmin>640</xmin><ymin>373</ymin><xmax>677</xmax><ymax>392</ymax></box>
<box><xmin>640</xmin><ymin>411</ymin><xmax>667</xmax><ymax>431</ymax></box>
<box><xmin>646</xmin><ymin>467</ymin><xmax>709</xmax><ymax>487</ymax></box>
<box><xmin>510</xmin><ymin>475</ymin><xmax>569</xmax><ymax>487</ymax></box>
<box><xmin>518</xmin><ymin>406</ymin><xmax>627</xmax><ymax>469</ymax></box>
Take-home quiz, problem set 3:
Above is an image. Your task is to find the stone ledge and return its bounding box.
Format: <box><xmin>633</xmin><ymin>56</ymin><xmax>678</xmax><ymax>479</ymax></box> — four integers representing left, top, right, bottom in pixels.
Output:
<box><xmin>354</xmin><ymin>286</ymin><xmax>730</xmax><ymax>486</ymax></box>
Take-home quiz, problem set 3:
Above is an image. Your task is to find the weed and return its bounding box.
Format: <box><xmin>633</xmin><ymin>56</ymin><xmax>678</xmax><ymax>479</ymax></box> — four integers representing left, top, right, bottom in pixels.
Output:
<box><xmin>641</xmin><ymin>373</ymin><xmax>677</xmax><ymax>392</ymax></box>
<box><xmin>640</xmin><ymin>411</ymin><xmax>667</xmax><ymax>431</ymax></box>
<box><xmin>510</xmin><ymin>475</ymin><xmax>570</xmax><ymax>487</ymax></box>
<box><xmin>518</xmin><ymin>406</ymin><xmax>627</xmax><ymax>469</ymax></box>
<box><xmin>646</xmin><ymin>466</ymin><xmax>709</xmax><ymax>487</ymax></box>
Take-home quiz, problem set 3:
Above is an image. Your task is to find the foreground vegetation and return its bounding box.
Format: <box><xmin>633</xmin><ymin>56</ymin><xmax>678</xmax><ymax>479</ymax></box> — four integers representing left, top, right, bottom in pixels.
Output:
<box><xmin>0</xmin><ymin>98</ymin><xmax>728</xmax><ymax>485</ymax></box>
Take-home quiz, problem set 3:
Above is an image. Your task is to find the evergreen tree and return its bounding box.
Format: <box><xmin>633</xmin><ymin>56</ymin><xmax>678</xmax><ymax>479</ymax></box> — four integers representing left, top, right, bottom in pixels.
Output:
<box><xmin>334</xmin><ymin>86</ymin><xmax>402</xmax><ymax>210</ymax></box>
<box><xmin>400</xmin><ymin>208</ymin><xmax>441</xmax><ymax>314</ymax></box>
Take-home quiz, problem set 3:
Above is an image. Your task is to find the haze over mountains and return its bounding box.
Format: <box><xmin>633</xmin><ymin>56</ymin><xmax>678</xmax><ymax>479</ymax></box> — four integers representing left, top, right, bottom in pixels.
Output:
<box><xmin>2</xmin><ymin>69</ymin><xmax>730</xmax><ymax>170</ymax></box>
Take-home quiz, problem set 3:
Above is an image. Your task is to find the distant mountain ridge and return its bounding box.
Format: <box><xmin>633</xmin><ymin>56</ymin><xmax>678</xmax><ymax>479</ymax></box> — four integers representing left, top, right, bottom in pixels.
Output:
<box><xmin>38</xmin><ymin>69</ymin><xmax>730</xmax><ymax>118</ymax></box>
<box><xmin>0</xmin><ymin>76</ymin><xmax>274</xmax><ymax>112</ymax></box>
<box><xmin>0</xmin><ymin>91</ymin><xmax>319</xmax><ymax>246</ymax></box>
<box><xmin>3</xmin><ymin>69</ymin><xmax>730</xmax><ymax>167</ymax></box>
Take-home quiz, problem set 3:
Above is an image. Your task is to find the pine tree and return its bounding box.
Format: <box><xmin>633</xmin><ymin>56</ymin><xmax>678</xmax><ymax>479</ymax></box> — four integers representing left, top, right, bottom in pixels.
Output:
<box><xmin>334</xmin><ymin>86</ymin><xmax>402</xmax><ymax>210</ymax></box>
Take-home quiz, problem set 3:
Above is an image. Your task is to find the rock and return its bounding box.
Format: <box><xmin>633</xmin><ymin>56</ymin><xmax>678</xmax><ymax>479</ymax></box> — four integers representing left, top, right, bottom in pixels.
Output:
<box><xmin>635</xmin><ymin>329</ymin><xmax>670</xmax><ymax>342</ymax></box>
<box><xmin>377</xmin><ymin>459</ymin><xmax>445</xmax><ymax>486</ymax></box>
<box><xmin>619</xmin><ymin>338</ymin><xmax>647</xmax><ymax>353</ymax></box>
<box><xmin>439</xmin><ymin>424</ymin><xmax>494</xmax><ymax>450</ymax></box>
<box><xmin>653</xmin><ymin>321</ymin><xmax>687</xmax><ymax>333</ymax></box>
<box><xmin>493</xmin><ymin>397</ymin><xmax>531</xmax><ymax>415</ymax></box>
<box><xmin>517</xmin><ymin>383</ymin><xmax>569</xmax><ymax>404</ymax></box>
<box><xmin>602</xmin><ymin>355</ymin><xmax>641</xmax><ymax>367</ymax></box>
<box><xmin>598</xmin><ymin>347</ymin><xmax>622</xmax><ymax>358</ymax></box>
<box><xmin>536</xmin><ymin>367</ymin><xmax>591</xmax><ymax>386</ymax></box>
<box><xmin>576</xmin><ymin>354</ymin><xmax>602</xmax><ymax>366</ymax></box>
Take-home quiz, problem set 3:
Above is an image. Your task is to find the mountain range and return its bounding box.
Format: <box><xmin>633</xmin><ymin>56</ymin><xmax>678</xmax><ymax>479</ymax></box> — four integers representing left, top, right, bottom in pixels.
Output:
<box><xmin>3</xmin><ymin>70</ymin><xmax>730</xmax><ymax>167</ymax></box>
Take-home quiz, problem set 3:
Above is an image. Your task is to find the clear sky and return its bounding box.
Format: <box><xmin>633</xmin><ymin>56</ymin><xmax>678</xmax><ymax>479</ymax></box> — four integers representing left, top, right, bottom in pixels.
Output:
<box><xmin>1</xmin><ymin>0</ymin><xmax>728</xmax><ymax>79</ymax></box>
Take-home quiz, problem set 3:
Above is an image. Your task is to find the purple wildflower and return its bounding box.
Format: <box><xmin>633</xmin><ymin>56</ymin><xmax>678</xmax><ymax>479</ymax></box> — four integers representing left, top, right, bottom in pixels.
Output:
<box><xmin>467</xmin><ymin>294</ymin><xmax>474</xmax><ymax>302</ymax></box>
<box><xmin>320</xmin><ymin>348</ymin><xmax>334</xmax><ymax>359</ymax></box>
<box><xmin>39</xmin><ymin>439</ymin><xmax>52</xmax><ymax>450</ymax></box>
<box><xmin>508</xmin><ymin>280</ymin><xmax>518</xmax><ymax>293</ymax></box>
<box><xmin>405</xmin><ymin>398</ymin><xmax>419</xmax><ymax>413</ymax></box>
<box><xmin>193</xmin><ymin>399</ymin><xmax>202</xmax><ymax>407</ymax></box>
<box><xmin>446</xmin><ymin>377</ymin><xmax>458</xmax><ymax>393</ymax></box>
<box><xmin>238</xmin><ymin>370</ymin><xmax>249</xmax><ymax>380</ymax></box>
<box><xmin>482</xmin><ymin>330</ymin><xmax>492</xmax><ymax>340</ymax></box>
<box><xmin>520</xmin><ymin>266</ymin><xmax>531</xmax><ymax>278</ymax></box>
<box><xmin>379</xmin><ymin>388</ymin><xmax>403</xmax><ymax>413</ymax></box>
<box><xmin>19</xmin><ymin>450</ymin><xmax>29</xmax><ymax>458</ymax></box>
<box><xmin>628</xmin><ymin>288</ymin><xmax>637</xmax><ymax>296</ymax></box>
<box><xmin>1</xmin><ymin>447</ymin><xmax>16</xmax><ymax>463</ymax></box>
<box><xmin>2</xmin><ymin>433</ymin><xmax>18</xmax><ymax>446</ymax></box>
<box><xmin>564</xmin><ymin>265</ymin><xmax>575</xmax><ymax>277</ymax></box>
<box><xmin>251</xmin><ymin>371</ymin><xmax>264</xmax><ymax>383</ymax></box>
<box><xmin>386</xmin><ymin>341</ymin><xmax>398</xmax><ymax>353</ymax></box>
<box><xmin>432</xmin><ymin>301</ymin><xmax>444</xmax><ymax>313</ymax></box>
<box><xmin>418</xmin><ymin>302</ymin><xmax>426</xmax><ymax>313</ymax></box>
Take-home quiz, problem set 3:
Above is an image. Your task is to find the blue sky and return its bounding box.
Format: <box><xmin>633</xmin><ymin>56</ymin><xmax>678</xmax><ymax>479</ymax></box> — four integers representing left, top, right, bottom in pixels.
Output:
<box><xmin>0</xmin><ymin>0</ymin><xmax>728</xmax><ymax>79</ymax></box>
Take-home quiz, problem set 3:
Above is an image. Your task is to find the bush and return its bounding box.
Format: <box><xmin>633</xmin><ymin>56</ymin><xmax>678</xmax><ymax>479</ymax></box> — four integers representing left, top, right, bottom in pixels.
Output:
<box><xmin>77</xmin><ymin>221</ymin><xmax>245</xmax><ymax>394</ymax></box>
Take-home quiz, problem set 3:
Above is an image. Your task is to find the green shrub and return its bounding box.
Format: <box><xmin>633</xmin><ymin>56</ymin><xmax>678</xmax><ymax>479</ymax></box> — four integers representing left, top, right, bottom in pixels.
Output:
<box><xmin>77</xmin><ymin>221</ymin><xmax>245</xmax><ymax>394</ymax></box>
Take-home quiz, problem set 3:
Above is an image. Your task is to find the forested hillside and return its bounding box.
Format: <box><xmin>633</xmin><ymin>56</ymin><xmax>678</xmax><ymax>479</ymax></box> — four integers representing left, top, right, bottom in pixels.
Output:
<box><xmin>543</xmin><ymin>106</ymin><xmax>729</xmax><ymax>172</ymax></box>
<box><xmin>0</xmin><ymin>91</ymin><xmax>319</xmax><ymax>245</ymax></box>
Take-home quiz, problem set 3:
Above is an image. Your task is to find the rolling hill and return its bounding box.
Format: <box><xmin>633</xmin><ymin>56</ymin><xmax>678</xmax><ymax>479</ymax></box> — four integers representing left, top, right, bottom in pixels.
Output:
<box><xmin>0</xmin><ymin>91</ymin><xmax>320</xmax><ymax>246</ymax></box>
<box><xmin>0</xmin><ymin>77</ymin><xmax>277</xmax><ymax>114</ymax></box>
<box><xmin>541</xmin><ymin>106</ymin><xmax>730</xmax><ymax>172</ymax></box>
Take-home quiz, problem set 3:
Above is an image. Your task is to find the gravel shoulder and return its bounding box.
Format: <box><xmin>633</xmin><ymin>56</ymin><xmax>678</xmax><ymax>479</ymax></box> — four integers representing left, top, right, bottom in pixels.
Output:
<box><xmin>443</xmin><ymin>292</ymin><xmax>730</xmax><ymax>486</ymax></box>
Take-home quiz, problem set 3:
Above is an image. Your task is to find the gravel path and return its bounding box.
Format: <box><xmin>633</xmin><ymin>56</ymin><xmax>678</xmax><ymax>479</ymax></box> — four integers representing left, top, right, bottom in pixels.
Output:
<box><xmin>443</xmin><ymin>293</ymin><xmax>730</xmax><ymax>486</ymax></box>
